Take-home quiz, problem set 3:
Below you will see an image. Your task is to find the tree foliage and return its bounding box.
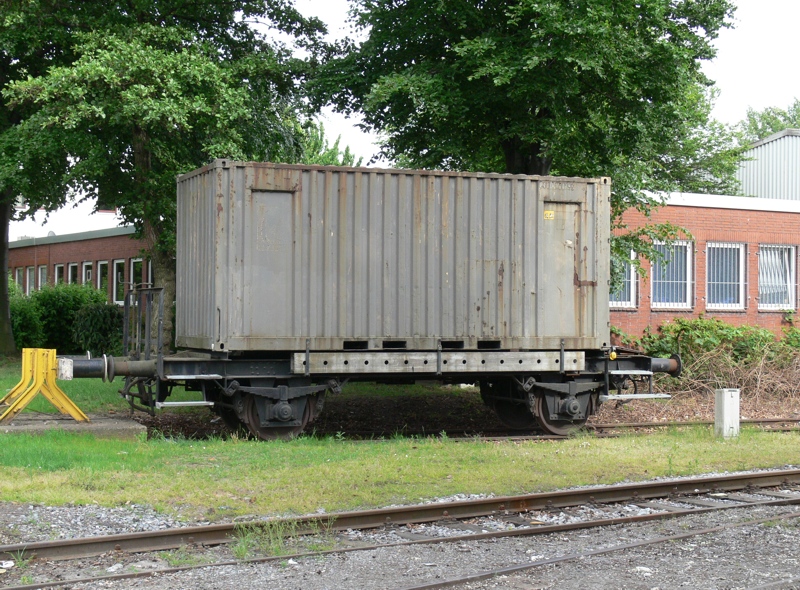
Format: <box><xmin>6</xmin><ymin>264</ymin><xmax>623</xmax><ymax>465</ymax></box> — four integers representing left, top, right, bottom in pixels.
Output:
<box><xmin>1</xmin><ymin>0</ymin><xmax>327</xmax><ymax>347</ymax></box>
<box><xmin>315</xmin><ymin>0</ymin><xmax>739</xmax><ymax>274</ymax></box>
<box><xmin>5</xmin><ymin>5</ymin><xmax>324</xmax><ymax>251</ymax></box>
<box><xmin>738</xmin><ymin>98</ymin><xmax>800</xmax><ymax>144</ymax></box>
<box><xmin>300</xmin><ymin>122</ymin><xmax>364</xmax><ymax>166</ymax></box>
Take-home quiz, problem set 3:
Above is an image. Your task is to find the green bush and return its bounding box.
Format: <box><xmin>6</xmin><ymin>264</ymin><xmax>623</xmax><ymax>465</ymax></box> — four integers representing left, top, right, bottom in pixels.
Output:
<box><xmin>72</xmin><ymin>302</ymin><xmax>124</xmax><ymax>356</ymax></box>
<box><xmin>8</xmin><ymin>279</ymin><xmax>44</xmax><ymax>349</ymax></box>
<box><xmin>614</xmin><ymin>318</ymin><xmax>800</xmax><ymax>398</ymax></box>
<box><xmin>636</xmin><ymin>317</ymin><xmax>780</xmax><ymax>364</ymax></box>
<box><xmin>783</xmin><ymin>326</ymin><xmax>800</xmax><ymax>350</ymax></box>
<box><xmin>30</xmin><ymin>283</ymin><xmax>108</xmax><ymax>354</ymax></box>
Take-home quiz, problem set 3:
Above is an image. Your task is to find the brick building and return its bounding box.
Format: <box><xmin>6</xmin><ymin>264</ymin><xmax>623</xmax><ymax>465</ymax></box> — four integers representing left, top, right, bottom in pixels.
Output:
<box><xmin>8</xmin><ymin>226</ymin><xmax>151</xmax><ymax>304</ymax></box>
<box><xmin>610</xmin><ymin>193</ymin><xmax>800</xmax><ymax>338</ymax></box>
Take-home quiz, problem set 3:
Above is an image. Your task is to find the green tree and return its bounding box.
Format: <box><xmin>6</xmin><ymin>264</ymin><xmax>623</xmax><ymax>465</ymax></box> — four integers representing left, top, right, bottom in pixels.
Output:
<box><xmin>3</xmin><ymin>1</ymin><xmax>325</xmax><ymax>348</ymax></box>
<box><xmin>0</xmin><ymin>0</ymin><xmax>88</xmax><ymax>354</ymax></box>
<box><xmin>301</xmin><ymin>121</ymin><xmax>364</xmax><ymax>166</ymax></box>
<box><xmin>738</xmin><ymin>98</ymin><xmax>800</xmax><ymax>144</ymax></box>
<box><xmin>315</xmin><ymin>0</ymin><xmax>738</xmax><ymax>270</ymax></box>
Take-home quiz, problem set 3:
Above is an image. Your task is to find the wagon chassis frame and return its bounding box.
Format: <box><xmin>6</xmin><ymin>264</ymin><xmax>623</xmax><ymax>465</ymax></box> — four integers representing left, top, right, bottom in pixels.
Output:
<box><xmin>68</xmin><ymin>285</ymin><xmax>679</xmax><ymax>438</ymax></box>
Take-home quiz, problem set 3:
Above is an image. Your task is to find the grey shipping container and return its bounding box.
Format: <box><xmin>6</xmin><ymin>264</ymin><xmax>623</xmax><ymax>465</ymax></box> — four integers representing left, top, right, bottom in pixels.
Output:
<box><xmin>175</xmin><ymin>160</ymin><xmax>611</xmax><ymax>353</ymax></box>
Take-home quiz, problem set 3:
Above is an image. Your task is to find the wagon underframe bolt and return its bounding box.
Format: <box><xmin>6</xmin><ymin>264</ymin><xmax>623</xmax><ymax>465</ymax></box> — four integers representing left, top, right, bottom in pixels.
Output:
<box><xmin>562</xmin><ymin>396</ymin><xmax>581</xmax><ymax>416</ymax></box>
<box><xmin>273</xmin><ymin>401</ymin><xmax>294</xmax><ymax>422</ymax></box>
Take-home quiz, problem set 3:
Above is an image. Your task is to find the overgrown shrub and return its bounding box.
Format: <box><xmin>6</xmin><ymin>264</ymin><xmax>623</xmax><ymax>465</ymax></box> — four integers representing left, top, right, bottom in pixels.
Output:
<box><xmin>615</xmin><ymin>317</ymin><xmax>800</xmax><ymax>400</ymax></box>
<box><xmin>8</xmin><ymin>279</ymin><xmax>44</xmax><ymax>349</ymax></box>
<box><xmin>637</xmin><ymin>317</ymin><xmax>779</xmax><ymax>364</ymax></box>
<box><xmin>30</xmin><ymin>283</ymin><xmax>108</xmax><ymax>354</ymax></box>
<box><xmin>783</xmin><ymin>326</ymin><xmax>800</xmax><ymax>350</ymax></box>
<box><xmin>72</xmin><ymin>302</ymin><xmax>124</xmax><ymax>356</ymax></box>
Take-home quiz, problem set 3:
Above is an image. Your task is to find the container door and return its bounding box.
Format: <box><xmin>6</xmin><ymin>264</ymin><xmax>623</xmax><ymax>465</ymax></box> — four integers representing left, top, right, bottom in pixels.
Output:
<box><xmin>242</xmin><ymin>190</ymin><xmax>295</xmax><ymax>337</ymax></box>
<box><xmin>539</xmin><ymin>201</ymin><xmax>581</xmax><ymax>338</ymax></box>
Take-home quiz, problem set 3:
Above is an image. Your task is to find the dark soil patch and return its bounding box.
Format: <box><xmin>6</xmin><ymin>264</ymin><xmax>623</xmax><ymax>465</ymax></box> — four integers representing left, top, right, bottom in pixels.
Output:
<box><xmin>133</xmin><ymin>388</ymin><xmax>509</xmax><ymax>439</ymax></box>
<box><xmin>132</xmin><ymin>386</ymin><xmax>800</xmax><ymax>440</ymax></box>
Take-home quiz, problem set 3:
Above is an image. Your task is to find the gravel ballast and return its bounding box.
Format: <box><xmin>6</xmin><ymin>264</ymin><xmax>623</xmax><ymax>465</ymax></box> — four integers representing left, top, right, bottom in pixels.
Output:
<box><xmin>2</xmin><ymin>499</ymin><xmax>799</xmax><ymax>589</ymax></box>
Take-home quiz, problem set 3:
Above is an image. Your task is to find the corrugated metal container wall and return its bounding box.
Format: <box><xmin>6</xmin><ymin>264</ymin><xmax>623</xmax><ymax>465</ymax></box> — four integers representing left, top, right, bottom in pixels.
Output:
<box><xmin>737</xmin><ymin>130</ymin><xmax>800</xmax><ymax>200</ymax></box>
<box><xmin>176</xmin><ymin>161</ymin><xmax>611</xmax><ymax>352</ymax></box>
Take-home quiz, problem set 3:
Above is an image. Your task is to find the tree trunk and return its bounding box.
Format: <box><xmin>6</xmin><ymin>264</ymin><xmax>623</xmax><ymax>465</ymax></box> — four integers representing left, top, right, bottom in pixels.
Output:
<box><xmin>0</xmin><ymin>195</ymin><xmax>18</xmax><ymax>355</ymax></box>
<box><xmin>131</xmin><ymin>125</ymin><xmax>177</xmax><ymax>353</ymax></box>
<box><xmin>151</xmin><ymin>245</ymin><xmax>176</xmax><ymax>353</ymax></box>
<box><xmin>142</xmin><ymin>218</ymin><xmax>176</xmax><ymax>353</ymax></box>
<box><xmin>501</xmin><ymin>138</ymin><xmax>553</xmax><ymax>176</ymax></box>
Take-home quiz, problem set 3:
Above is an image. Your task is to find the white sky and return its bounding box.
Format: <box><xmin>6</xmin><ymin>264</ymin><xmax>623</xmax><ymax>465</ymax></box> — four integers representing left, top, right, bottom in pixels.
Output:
<box><xmin>11</xmin><ymin>0</ymin><xmax>799</xmax><ymax>239</ymax></box>
<box><xmin>702</xmin><ymin>0</ymin><xmax>800</xmax><ymax>124</ymax></box>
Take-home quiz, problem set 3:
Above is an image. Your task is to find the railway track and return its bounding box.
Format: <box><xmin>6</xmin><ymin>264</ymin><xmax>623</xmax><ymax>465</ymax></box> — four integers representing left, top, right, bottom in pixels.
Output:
<box><xmin>335</xmin><ymin>417</ymin><xmax>800</xmax><ymax>440</ymax></box>
<box><xmin>396</xmin><ymin>509</ymin><xmax>800</xmax><ymax>590</ymax></box>
<box><xmin>3</xmin><ymin>469</ymin><xmax>800</xmax><ymax>589</ymax></box>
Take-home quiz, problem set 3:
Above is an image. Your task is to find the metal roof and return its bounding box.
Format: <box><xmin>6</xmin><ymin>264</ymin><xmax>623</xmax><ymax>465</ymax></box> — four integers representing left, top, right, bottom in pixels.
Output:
<box><xmin>9</xmin><ymin>225</ymin><xmax>136</xmax><ymax>249</ymax></box>
<box><xmin>736</xmin><ymin>129</ymin><xmax>800</xmax><ymax>200</ymax></box>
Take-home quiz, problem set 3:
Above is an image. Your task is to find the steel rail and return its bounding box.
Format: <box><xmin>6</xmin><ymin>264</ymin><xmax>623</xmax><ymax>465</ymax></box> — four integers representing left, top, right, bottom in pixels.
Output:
<box><xmin>396</xmin><ymin>510</ymin><xmax>800</xmax><ymax>590</ymax></box>
<box><xmin>337</xmin><ymin>417</ymin><xmax>800</xmax><ymax>440</ymax></box>
<box><xmin>3</xmin><ymin>468</ymin><xmax>800</xmax><ymax>562</ymax></box>
<box><xmin>4</xmin><ymin>493</ymin><xmax>800</xmax><ymax>590</ymax></box>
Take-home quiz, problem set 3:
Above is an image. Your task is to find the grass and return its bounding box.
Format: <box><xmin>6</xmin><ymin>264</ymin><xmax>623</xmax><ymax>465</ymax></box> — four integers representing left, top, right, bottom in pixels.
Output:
<box><xmin>1</xmin><ymin>354</ymin><xmax>798</xmax><ymax>522</ymax></box>
<box><xmin>0</xmin><ymin>425</ymin><xmax>798</xmax><ymax>521</ymax></box>
<box><xmin>230</xmin><ymin>517</ymin><xmax>338</xmax><ymax>559</ymax></box>
<box><xmin>159</xmin><ymin>546</ymin><xmax>204</xmax><ymax>567</ymax></box>
<box><xmin>231</xmin><ymin>520</ymin><xmax>301</xmax><ymax>559</ymax></box>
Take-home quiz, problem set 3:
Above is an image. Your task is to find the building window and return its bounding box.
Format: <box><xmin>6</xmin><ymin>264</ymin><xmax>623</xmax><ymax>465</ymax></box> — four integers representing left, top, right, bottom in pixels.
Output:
<box><xmin>97</xmin><ymin>261</ymin><xmax>109</xmax><ymax>296</ymax></box>
<box><xmin>706</xmin><ymin>242</ymin><xmax>745</xmax><ymax>310</ymax></box>
<box><xmin>759</xmin><ymin>245</ymin><xmax>796</xmax><ymax>310</ymax></box>
<box><xmin>25</xmin><ymin>266</ymin><xmax>34</xmax><ymax>296</ymax></box>
<box><xmin>54</xmin><ymin>264</ymin><xmax>65</xmax><ymax>284</ymax></box>
<box><xmin>68</xmin><ymin>262</ymin><xmax>79</xmax><ymax>284</ymax></box>
<box><xmin>82</xmin><ymin>262</ymin><xmax>93</xmax><ymax>285</ymax></box>
<box><xmin>651</xmin><ymin>241</ymin><xmax>692</xmax><ymax>309</ymax></box>
<box><xmin>610</xmin><ymin>253</ymin><xmax>636</xmax><ymax>308</ymax></box>
<box><xmin>38</xmin><ymin>265</ymin><xmax>47</xmax><ymax>289</ymax></box>
<box><xmin>14</xmin><ymin>268</ymin><xmax>23</xmax><ymax>286</ymax></box>
<box><xmin>131</xmin><ymin>258</ymin><xmax>143</xmax><ymax>288</ymax></box>
<box><xmin>113</xmin><ymin>259</ymin><xmax>126</xmax><ymax>305</ymax></box>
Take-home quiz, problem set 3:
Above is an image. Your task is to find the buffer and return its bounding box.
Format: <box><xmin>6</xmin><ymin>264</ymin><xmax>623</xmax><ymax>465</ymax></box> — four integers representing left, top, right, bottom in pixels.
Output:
<box><xmin>0</xmin><ymin>349</ymin><xmax>89</xmax><ymax>423</ymax></box>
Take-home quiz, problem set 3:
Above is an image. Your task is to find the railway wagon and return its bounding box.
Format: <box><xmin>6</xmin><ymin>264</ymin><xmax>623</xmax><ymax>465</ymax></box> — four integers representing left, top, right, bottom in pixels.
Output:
<box><xmin>71</xmin><ymin>160</ymin><xmax>679</xmax><ymax>438</ymax></box>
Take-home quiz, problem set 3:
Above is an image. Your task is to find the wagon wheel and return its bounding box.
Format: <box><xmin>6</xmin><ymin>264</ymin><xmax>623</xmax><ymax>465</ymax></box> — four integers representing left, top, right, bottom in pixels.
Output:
<box><xmin>493</xmin><ymin>400</ymin><xmax>537</xmax><ymax>430</ymax></box>
<box><xmin>216</xmin><ymin>407</ymin><xmax>248</xmax><ymax>435</ymax></box>
<box><xmin>481</xmin><ymin>380</ymin><xmax>537</xmax><ymax>430</ymax></box>
<box><xmin>533</xmin><ymin>394</ymin><xmax>587</xmax><ymax>436</ymax></box>
<box><xmin>242</xmin><ymin>393</ymin><xmax>317</xmax><ymax>441</ymax></box>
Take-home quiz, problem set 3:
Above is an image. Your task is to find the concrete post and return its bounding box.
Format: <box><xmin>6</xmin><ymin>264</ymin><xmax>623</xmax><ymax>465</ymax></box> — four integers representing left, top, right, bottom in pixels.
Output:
<box><xmin>714</xmin><ymin>388</ymin><xmax>740</xmax><ymax>438</ymax></box>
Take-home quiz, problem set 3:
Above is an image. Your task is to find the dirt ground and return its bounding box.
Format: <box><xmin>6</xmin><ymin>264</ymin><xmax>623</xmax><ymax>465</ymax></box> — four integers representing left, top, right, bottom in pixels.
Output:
<box><xmin>132</xmin><ymin>385</ymin><xmax>800</xmax><ymax>440</ymax></box>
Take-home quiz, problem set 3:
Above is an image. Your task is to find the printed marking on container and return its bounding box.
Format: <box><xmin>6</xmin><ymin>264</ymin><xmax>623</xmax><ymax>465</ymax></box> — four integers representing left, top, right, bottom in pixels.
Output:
<box><xmin>543</xmin><ymin>210</ymin><xmax>555</xmax><ymax>220</ymax></box>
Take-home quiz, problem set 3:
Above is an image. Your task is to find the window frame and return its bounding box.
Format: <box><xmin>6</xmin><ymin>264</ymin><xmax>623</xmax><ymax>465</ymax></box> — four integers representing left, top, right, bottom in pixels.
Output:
<box><xmin>97</xmin><ymin>260</ymin><xmax>109</xmax><ymax>295</ymax></box>
<box><xmin>130</xmin><ymin>257</ymin><xmax>143</xmax><ymax>288</ymax></box>
<box><xmin>609</xmin><ymin>252</ymin><xmax>637</xmax><ymax>309</ymax></box>
<box><xmin>25</xmin><ymin>266</ymin><xmax>35</xmax><ymax>296</ymax></box>
<box><xmin>37</xmin><ymin>265</ymin><xmax>47</xmax><ymax>290</ymax></box>
<box><xmin>705</xmin><ymin>242</ymin><xmax>746</xmax><ymax>311</ymax></box>
<box><xmin>14</xmin><ymin>268</ymin><xmax>23</xmax><ymax>286</ymax></box>
<box><xmin>758</xmin><ymin>244</ymin><xmax>797</xmax><ymax>311</ymax></box>
<box><xmin>651</xmin><ymin>241</ymin><xmax>693</xmax><ymax>310</ymax></box>
<box><xmin>82</xmin><ymin>262</ymin><xmax>93</xmax><ymax>285</ymax></box>
<box><xmin>54</xmin><ymin>264</ymin><xmax>65</xmax><ymax>284</ymax></box>
<box><xmin>67</xmin><ymin>262</ymin><xmax>79</xmax><ymax>284</ymax></box>
<box><xmin>113</xmin><ymin>259</ymin><xmax>126</xmax><ymax>305</ymax></box>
